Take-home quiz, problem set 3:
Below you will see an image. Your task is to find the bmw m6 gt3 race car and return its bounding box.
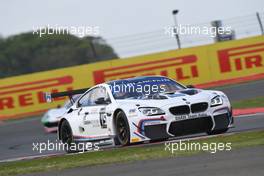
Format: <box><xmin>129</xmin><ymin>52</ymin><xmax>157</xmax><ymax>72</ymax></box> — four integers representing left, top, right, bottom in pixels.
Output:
<box><xmin>46</xmin><ymin>76</ymin><xmax>234</xmax><ymax>151</ymax></box>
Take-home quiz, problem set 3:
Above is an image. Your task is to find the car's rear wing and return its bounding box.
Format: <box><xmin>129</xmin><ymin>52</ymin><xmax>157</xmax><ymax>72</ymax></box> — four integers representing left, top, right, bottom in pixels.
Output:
<box><xmin>44</xmin><ymin>88</ymin><xmax>89</xmax><ymax>103</ymax></box>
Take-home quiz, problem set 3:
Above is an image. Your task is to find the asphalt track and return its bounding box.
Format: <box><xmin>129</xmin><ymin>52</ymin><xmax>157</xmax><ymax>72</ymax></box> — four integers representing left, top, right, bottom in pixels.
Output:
<box><xmin>0</xmin><ymin>80</ymin><xmax>263</xmax><ymax>161</ymax></box>
<box><xmin>208</xmin><ymin>79</ymin><xmax>264</xmax><ymax>101</ymax></box>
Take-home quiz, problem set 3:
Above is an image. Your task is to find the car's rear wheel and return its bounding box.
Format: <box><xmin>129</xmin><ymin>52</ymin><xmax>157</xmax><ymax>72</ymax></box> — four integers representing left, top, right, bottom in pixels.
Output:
<box><xmin>60</xmin><ymin>120</ymin><xmax>76</xmax><ymax>153</ymax></box>
<box><xmin>114</xmin><ymin>111</ymin><xmax>130</xmax><ymax>146</ymax></box>
<box><xmin>207</xmin><ymin>128</ymin><xmax>228</xmax><ymax>135</ymax></box>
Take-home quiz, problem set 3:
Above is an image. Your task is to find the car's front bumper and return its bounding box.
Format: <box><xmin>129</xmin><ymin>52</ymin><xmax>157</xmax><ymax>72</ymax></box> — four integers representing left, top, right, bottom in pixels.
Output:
<box><xmin>42</xmin><ymin>121</ymin><xmax>59</xmax><ymax>133</ymax></box>
<box><xmin>133</xmin><ymin>107</ymin><xmax>233</xmax><ymax>141</ymax></box>
<box><xmin>43</xmin><ymin>121</ymin><xmax>59</xmax><ymax>128</ymax></box>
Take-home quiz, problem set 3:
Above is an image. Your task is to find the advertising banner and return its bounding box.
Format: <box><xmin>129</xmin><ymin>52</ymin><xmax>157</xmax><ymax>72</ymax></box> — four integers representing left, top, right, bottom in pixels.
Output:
<box><xmin>0</xmin><ymin>36</ymin><xmax>263</xmax><ymax>119</ymax></box>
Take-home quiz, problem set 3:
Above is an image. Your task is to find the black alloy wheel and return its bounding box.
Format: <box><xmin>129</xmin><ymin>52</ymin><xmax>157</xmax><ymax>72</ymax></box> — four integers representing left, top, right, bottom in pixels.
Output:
<box><xmin>115</xmin><ymin>111</ymin><xmax>130</xmax><ymax>146</ymax></box>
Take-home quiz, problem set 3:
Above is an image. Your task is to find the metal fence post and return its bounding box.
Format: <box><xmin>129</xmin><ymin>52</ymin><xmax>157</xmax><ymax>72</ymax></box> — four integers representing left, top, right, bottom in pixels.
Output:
<box><xmin>256</xmin><ymin>12</ymin><xmax>264</xmax><ymax>35</ymax></box>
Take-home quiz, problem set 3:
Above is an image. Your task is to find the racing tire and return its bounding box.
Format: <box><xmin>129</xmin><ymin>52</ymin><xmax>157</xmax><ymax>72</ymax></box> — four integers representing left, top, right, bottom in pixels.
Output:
<box><xmin>207</xmin><ymin>128</ymin><xmax>228</xmax><ymax>135</ymax></box>
<box><xmin>114</xmin><ymin>111</ymin><xmax>130</xmax><ymax>146</ymax></box>
<box><xmin>60</xmin><ymin>120</ymin><xmax>76</xmax><ymax>153</ymax></box>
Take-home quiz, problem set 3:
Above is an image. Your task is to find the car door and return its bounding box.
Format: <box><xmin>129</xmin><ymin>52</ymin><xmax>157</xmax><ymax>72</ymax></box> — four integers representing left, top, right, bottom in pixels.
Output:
<box><xmin>77</xmin><ymin>86</ymin><xmax>110</xmax><ymax>138</ymax></box>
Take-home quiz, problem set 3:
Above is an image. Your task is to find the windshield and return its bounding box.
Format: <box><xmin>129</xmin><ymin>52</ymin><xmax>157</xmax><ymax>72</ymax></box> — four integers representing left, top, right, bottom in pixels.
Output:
<box><xmin>64</xmin><ymin>94</ymin><xmax>81</xmax><ymax>109</ymax></box>
<box><xmin>108</xmin><ymin>77</ymin><xmax>185</xmax><ymax>100</ymax></box>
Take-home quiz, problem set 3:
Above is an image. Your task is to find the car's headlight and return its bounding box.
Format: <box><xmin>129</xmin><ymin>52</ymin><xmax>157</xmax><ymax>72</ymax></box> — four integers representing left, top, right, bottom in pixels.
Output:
<box><xmin>138</xmin><ymin>107</ymin><xmax>165</xmax><ymax>116</ymax></box>
<box><xmin>211</xmin><ymin>95</ymin><xmax>223</xmax><ymax>107</ymax></box>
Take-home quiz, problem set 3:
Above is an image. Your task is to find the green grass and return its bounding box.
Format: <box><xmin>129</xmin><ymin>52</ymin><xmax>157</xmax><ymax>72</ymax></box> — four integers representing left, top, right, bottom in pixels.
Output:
<box><xmin>232</xmin><ymin>96</ymin><xmax>264</xmax><ymax>109</ymax></box>
<box><xmin>0</xmin><ymin>130</ymin><xmax>264</xmax><ymax>176</ymax></box>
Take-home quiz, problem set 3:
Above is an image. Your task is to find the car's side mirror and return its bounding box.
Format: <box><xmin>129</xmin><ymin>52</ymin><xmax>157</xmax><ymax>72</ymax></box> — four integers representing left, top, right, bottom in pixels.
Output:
<box><xmin>95</xmin><ymin>97</ymin><xmax>111</xmax><ymax>105</ymax></box>
<box><xmin>67</xmin><ymin>108</ymin><xmax>73</xmax><ymax>114</ymax></box>
<box><xmin>186</xmin><ymin>85</ymin><xmax>195</xmax><ymax>89</ymax></box>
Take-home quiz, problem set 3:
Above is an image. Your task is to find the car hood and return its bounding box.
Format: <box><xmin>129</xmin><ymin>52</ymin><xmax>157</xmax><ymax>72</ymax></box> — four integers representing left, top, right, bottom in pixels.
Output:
<box><xmin>116</xmin><ymin>89</ymin><xmax>219</xmax><ymax>107</ymax></box>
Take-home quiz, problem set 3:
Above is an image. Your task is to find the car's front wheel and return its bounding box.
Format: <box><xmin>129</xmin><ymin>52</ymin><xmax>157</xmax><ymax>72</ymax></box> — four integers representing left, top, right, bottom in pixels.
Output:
<box><xmin>114</xmin><ymin>111</ymin><xmax>130</xmax><ymax>146</ymax></box>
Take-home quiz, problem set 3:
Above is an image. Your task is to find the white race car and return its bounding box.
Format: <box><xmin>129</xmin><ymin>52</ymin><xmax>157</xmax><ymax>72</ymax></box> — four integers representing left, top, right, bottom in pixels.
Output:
<box><xmin>41</xmin><ymin>95</ymin><xmax>81</xmax><ymax>133</ymax></box>
<box><xmin>47</xmin><ymin>76</ymin><xmax>234</xmax><ymax>151</ymax></box>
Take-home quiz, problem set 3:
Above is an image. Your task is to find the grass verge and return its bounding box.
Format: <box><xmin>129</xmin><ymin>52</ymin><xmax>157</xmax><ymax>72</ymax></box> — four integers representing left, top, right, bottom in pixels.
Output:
<box><xmin>0</xmin><ymin>130</ymin><xmax>264</xmax><ymax>176</ymax></box>
<box><xmin>232</xmin><ymin>96</ymin><xmax>264</xmax><ymax>109</ymax></box>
